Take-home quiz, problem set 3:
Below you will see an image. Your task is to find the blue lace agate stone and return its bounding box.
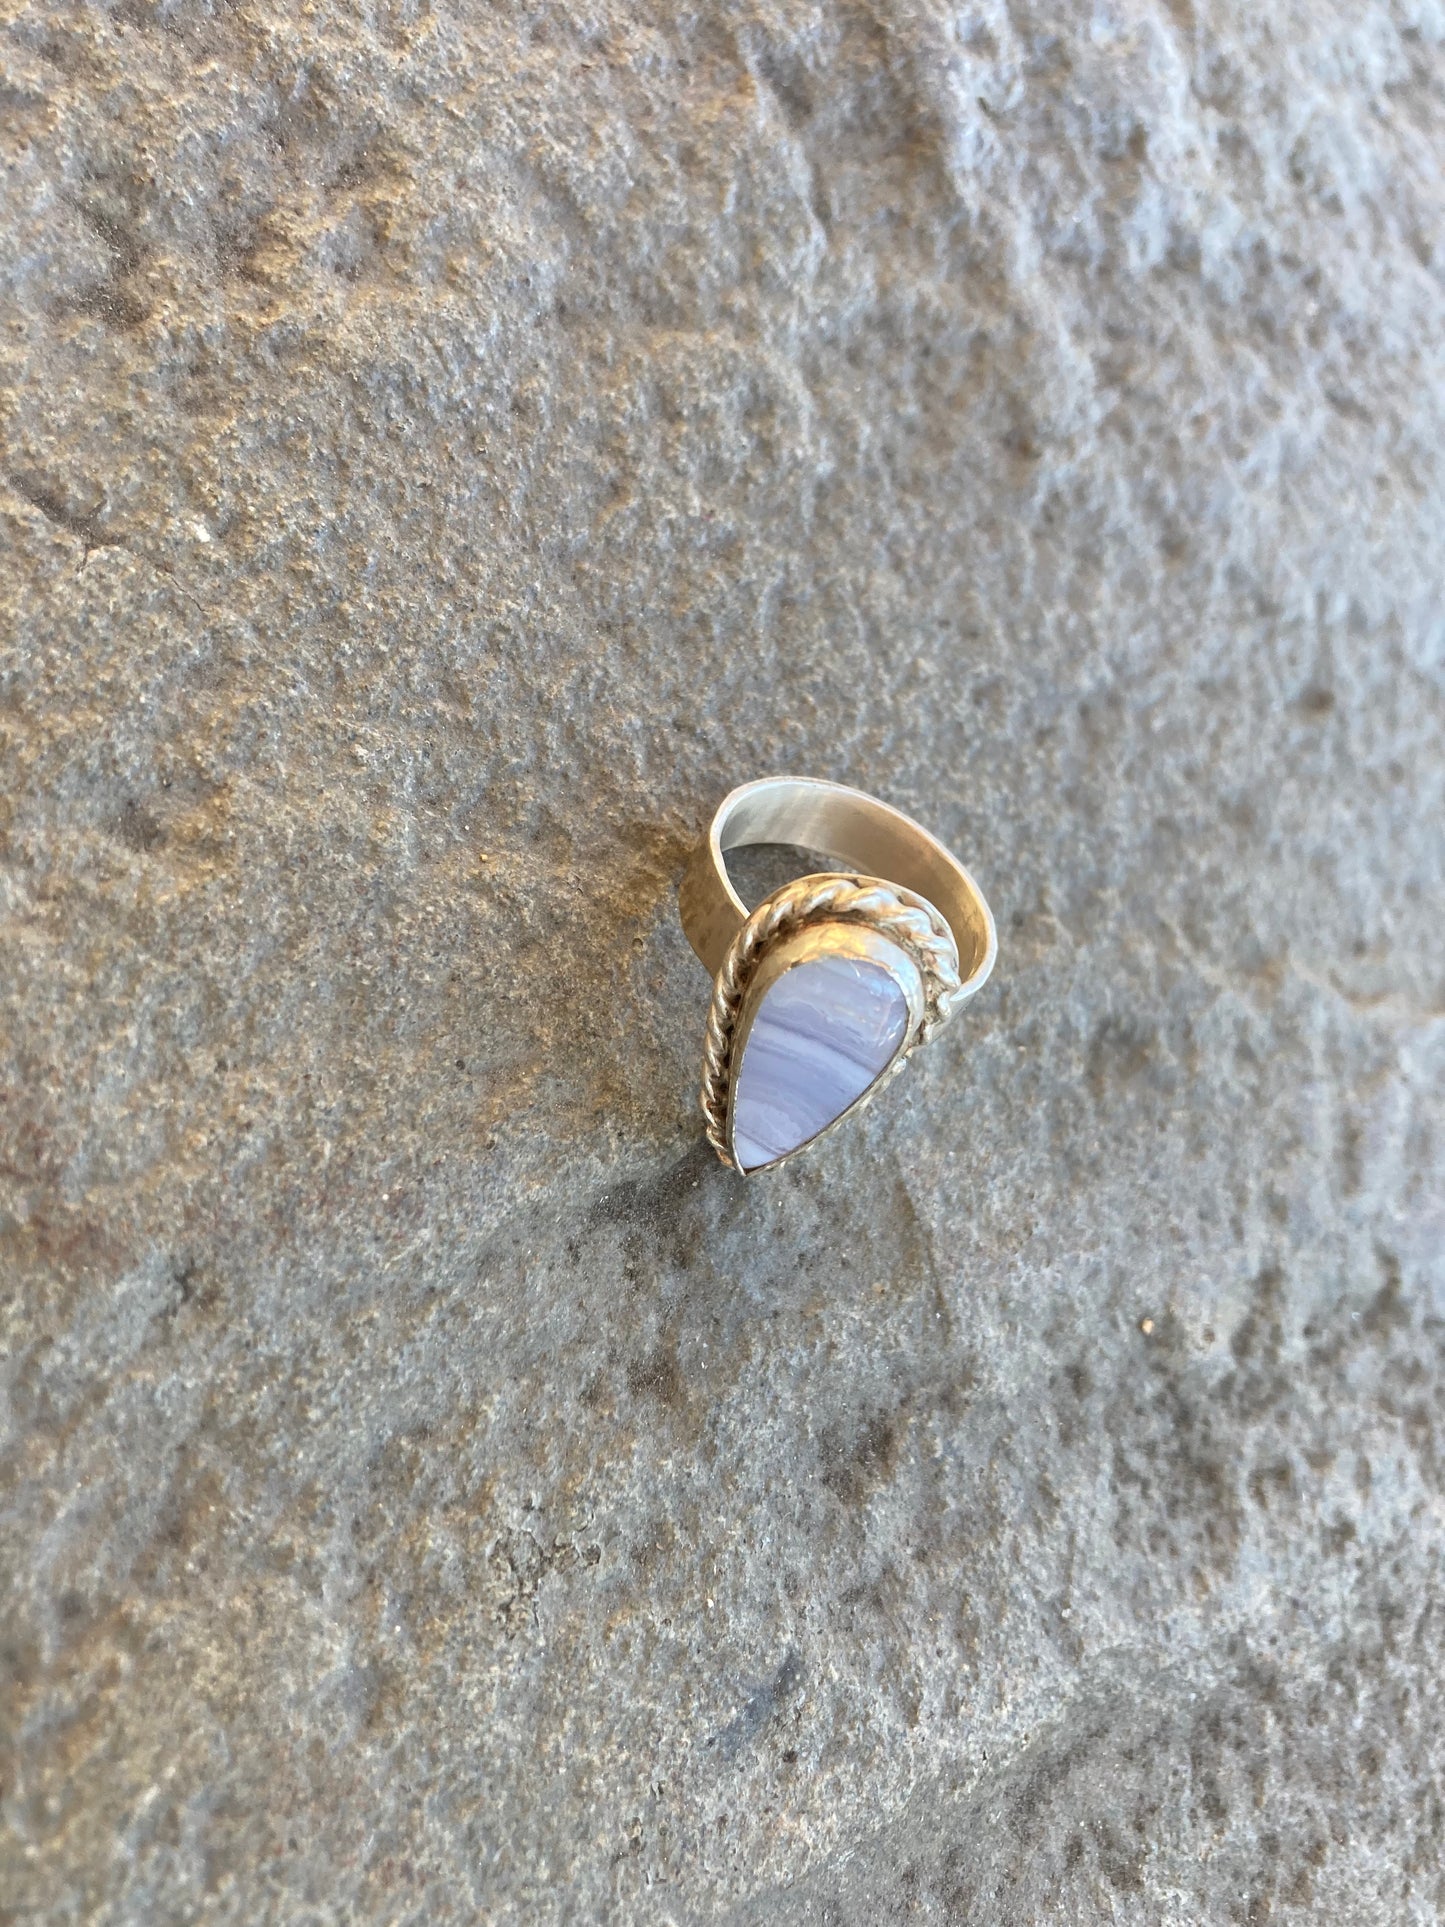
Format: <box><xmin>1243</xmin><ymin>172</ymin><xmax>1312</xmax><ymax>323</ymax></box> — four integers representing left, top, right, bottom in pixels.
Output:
<box><xmin>730</xmin><ymin>953</ymin><xmax>911</xmax><ymax>1172</ymax></box>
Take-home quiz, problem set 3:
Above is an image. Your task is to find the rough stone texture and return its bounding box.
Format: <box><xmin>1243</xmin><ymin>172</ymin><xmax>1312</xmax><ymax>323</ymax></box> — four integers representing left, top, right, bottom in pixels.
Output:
<box><xmin>1</xmin><ymin>0</ymin><xmax>1443</xmax><ymax>1919</ymax></box>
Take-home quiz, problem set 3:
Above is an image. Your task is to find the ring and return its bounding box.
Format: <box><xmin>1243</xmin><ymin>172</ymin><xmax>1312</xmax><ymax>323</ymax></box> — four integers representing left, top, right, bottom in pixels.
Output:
<box><xmin>678</xmin><ymin>776</ymin><xmax>997</xmax><ymax>1173</ymax></box>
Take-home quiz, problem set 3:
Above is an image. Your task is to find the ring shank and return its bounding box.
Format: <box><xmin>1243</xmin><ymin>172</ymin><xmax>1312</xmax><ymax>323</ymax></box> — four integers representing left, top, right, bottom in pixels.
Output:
<box><xmin>679</xmin><ymin>776</ymin><xmax>997</xmax><ymax>992</ymax></box>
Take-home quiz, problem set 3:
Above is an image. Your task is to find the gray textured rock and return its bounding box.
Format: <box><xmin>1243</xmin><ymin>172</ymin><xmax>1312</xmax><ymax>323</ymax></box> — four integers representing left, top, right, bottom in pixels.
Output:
<box><xmin>1</xmin><ymin>0</ymin><xmax>1442</xmax><ymax>1921</ymax></box>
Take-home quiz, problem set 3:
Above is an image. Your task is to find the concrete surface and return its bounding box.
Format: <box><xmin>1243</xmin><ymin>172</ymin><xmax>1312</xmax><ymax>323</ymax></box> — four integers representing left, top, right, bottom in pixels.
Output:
<box><xmin>2</xmin><ymin>0</ymin><xmax>1443</xmax><ymax>1920</ymax></box>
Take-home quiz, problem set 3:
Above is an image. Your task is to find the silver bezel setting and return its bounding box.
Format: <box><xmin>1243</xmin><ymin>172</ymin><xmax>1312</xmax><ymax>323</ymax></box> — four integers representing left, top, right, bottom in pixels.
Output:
<box><xmin>701</xmin><ymin>872</ymin><xmax>965</xmax><ymax>1171</ymax></box>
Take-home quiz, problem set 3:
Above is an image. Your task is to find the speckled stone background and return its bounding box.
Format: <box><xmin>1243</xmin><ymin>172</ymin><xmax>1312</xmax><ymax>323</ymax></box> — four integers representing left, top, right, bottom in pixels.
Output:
<box><xmin>2</xmin><ymin>0</ymin><xmax>1443</xmax><ymax>1920</ymax></box>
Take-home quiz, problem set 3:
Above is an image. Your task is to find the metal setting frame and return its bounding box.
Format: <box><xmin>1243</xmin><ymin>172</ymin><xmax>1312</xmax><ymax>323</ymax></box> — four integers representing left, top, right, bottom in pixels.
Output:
<box><xmin>679</xmin><ymin>778</ymin><xmax>997</xmax><ymax>1171</ymax></box>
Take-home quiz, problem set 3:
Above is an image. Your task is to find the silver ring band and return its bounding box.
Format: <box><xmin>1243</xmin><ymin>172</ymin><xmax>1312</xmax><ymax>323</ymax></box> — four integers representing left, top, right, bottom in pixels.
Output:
<box><xmin>679</xmin><ymin>775</ymin><xmax>996</xmax><ymax>997</ymax></box>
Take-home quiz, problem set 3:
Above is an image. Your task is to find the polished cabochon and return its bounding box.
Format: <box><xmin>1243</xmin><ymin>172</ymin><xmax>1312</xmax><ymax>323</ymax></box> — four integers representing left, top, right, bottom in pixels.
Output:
<box><xmin>725</xmin><ymin>922</ymin><xmax>926</xmax><ymax>1173</ymax></box>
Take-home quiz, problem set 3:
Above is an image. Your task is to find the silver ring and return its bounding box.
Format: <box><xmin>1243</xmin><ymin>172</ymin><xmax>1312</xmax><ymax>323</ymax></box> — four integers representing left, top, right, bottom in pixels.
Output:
<box><xmin>678</xmin><ymin>777</ymin><xmax>997</xmax><ymax>1172</ymax></box>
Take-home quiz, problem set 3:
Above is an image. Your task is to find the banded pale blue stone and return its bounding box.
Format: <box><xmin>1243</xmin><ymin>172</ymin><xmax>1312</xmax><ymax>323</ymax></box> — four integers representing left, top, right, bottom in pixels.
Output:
<box><xmin>730</xmin><ymin>950</ymin><xmax>913</xmax><ymax>1172</ymax></box>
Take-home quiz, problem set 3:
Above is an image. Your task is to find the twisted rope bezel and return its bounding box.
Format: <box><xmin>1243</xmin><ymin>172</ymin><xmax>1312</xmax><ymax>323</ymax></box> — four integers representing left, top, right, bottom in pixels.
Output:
<box><xmin>700</xmin><ymin>873</ymin><xmax>964</xmax><ymax>1165</ymax></box>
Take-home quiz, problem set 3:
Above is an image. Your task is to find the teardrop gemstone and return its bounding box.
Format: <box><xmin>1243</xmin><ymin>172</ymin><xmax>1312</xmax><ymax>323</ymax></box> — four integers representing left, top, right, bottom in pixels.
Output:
<box><xmin>730</xmin><ymin>951</ymin><xmax>913</xmax><ymax>1172</ymax></box>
